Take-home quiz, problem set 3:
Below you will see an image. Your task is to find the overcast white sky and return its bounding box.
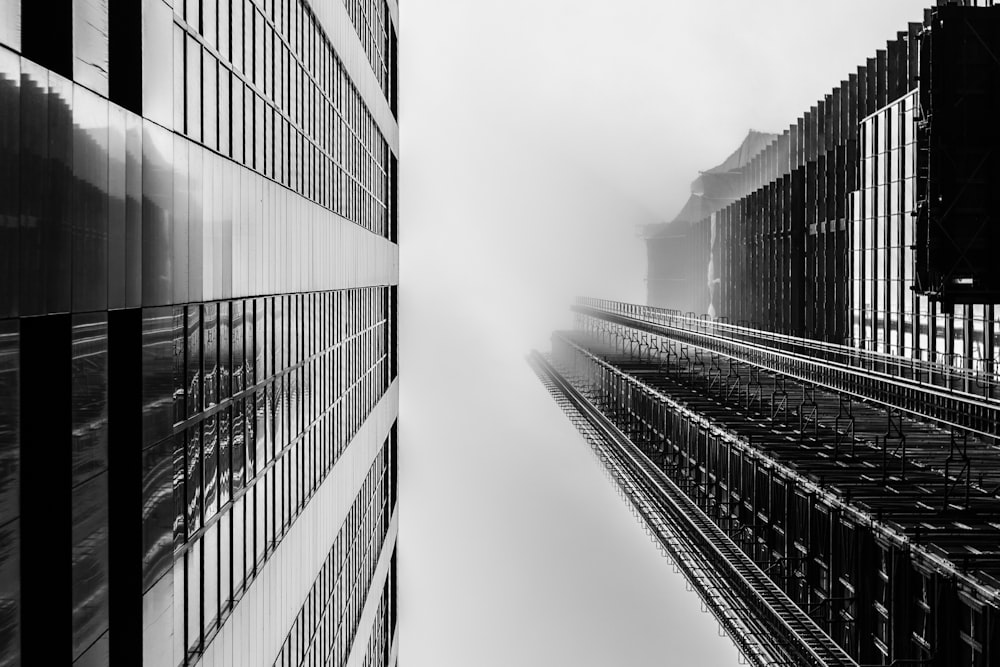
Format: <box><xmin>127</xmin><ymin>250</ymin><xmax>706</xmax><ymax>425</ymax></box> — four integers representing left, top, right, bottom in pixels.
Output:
<box><xmin>397</xmin><ymin>2</ymin><xmax>931</xmax><ymax>665</ymax></box>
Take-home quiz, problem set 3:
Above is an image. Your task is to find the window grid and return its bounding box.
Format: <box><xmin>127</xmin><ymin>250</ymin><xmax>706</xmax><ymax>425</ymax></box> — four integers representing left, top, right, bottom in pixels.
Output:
<box><xmin>273</xmin><ymin>435</ymin><xmax>391</xmax><ymax>667</ymax></box>
<box><xmin>342</xmin><ymin>0</ymin><xmax>392</xmax><ymax>100</ymax></box>
<box><xmin>166</xmin><ymin>286</ymin><xmax>392</xmax><ymax>663</ymax></box>
<box><xmin>175</xmin><ymin>0</ymin><xmax>393</xmax><ymax>239</ymax></box>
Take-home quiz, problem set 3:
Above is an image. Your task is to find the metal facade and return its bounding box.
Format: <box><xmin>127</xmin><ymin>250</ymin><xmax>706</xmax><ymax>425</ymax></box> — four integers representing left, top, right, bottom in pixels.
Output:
<box><xmin>0</xmin><ymin>0</ymin><xmax>399</xmax><ymax>665</ymax></box>
<box><xmin>542</xmin><ymin>3</ymin><xmax>1000</xmax><ymax>665</ymax></box>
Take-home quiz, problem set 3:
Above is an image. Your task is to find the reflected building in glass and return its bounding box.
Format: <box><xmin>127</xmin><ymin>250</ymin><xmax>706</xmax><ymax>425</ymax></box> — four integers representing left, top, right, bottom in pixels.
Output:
<box><xmin>0</xmin><ymin>0</ymin><xmax>399</xmax><ymax>665</ymax></box>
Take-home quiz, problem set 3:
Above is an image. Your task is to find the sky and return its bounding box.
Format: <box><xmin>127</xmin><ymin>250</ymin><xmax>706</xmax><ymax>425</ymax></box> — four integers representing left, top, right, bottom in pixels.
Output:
<box><xmin>397</xmin><ymin>2</ymin><xmax>931</xmax><ymax>665</ymax></box>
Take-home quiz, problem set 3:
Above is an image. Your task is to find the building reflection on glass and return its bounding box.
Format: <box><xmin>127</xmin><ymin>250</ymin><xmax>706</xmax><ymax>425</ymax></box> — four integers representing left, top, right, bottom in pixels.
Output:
<box><xmin>0</xmin><ymin>0</ymin><xmax>399</xmax><ymax>665</ymax></box>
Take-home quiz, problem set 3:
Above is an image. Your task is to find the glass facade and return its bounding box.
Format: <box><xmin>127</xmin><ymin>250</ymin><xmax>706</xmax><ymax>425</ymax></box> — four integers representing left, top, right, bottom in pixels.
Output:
<box><xmin>0</xmin><ymin>0</ymin><xmax>399</xmax><ymax>665</ymax></box>
<box><xmin>852</xmin><ymin>90</ymin><xmax>997</xmax><ymax>377</ymax></box>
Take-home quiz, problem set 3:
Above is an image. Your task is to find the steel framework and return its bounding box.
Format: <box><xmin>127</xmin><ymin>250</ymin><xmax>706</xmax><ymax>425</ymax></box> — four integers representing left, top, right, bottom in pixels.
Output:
<box><xmin>532</xmin><ymin>297</ymin><xmax>1000</xmax><ymax>666</ymax></box>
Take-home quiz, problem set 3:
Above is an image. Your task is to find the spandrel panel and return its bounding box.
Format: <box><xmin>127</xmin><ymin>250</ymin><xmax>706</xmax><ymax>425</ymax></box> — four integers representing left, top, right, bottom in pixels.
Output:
<box><xmin>108</xmin><ymin>106</ymin><xmax>126</xmax><ymax>309</ymax></box>
<box><xmin>47</xmin><ymin>72</ymin><xmax>73</xmax><ymax>314</ymax></box>
<box><xmin>19</xmin><ymin>59</ymin><xmax>48</xmax><ymax>316</ymax></box>
<box><xmin>141</xmin><ymin>121</ymin><xmax>173</xmax><ymax>307</ymax></box>
<box><xmin>0</xmin><ymin>323</ymin><xmax>18</xmax><ymax>526</ymax></box>
<box><xmin>71</xmin><ymin>313</ymin><xmax>108</xmax><ymax>486</ymax></box>
<box><xmin>141</xmin><ymin>572</ymin><xmax>172</xmax><ymax>667</ymax></box>
<box><xmin>142</xmin><ymin>436</ymin><xmax>173</xmax><ymax>591</ymax></box>
<box><xmin>0</xmin><ymin>50</ymin><xmax>19</xmax><ymax>318</ymax></box>
<box><xmin>125</xmin><ymin>111</ymin><xmax>143</xmax><ymax>308</ymax></box>
<box><xmin>0</xmin><ymin>0</ymin><xmax>20</xmax><ymax>51</ymax></box>
<box><xmin>221</xmin><ymin>160</ymin><xmax>232</xmax><ymax>298</ymax></box>
<box><xmin>172</xmin><ymin>135</ymin><xmax>189</xmax><ymax>305</ymax></box>
<box><xmin>72</xmin><ymin>84</ymin><xmax>109</xmax><ymax>312</ymax></box>
<box><xmin>141</xmin><ymin>0</ymin><xmax>173</xmax><ymax>128</ymax></box>
<box><xmin>185</xmin><ymin>539</ymin><xmax>200</xmax><ymax>650</ymax></box>
<box><xmin>187</xmin><ymin>145</ymin><xmax>203</xmax><ymax>303</ymax></box>
<box><xmin>72</xmin><ymin>0</ymin><xmax>109</xmax><ymax>96</ymax></box>
<box><xmin>142</xmin><ymin>307</ymin><xmax>174</xmax><ymax>447</ymax></box>
<box><xmin>71</xmin><ymin>471</ymin><xmax>109</xmax><ymax>660</ymax></box>
<box><xmin>203</xmin><ymin>523</ymin><xmax>218</xmax><ymax>633</ymax></box>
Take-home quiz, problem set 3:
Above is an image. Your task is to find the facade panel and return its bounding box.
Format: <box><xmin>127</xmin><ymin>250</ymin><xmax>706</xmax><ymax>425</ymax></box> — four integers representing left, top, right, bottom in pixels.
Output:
<box><xmin>0</xmin><ymin>1</ymin><xmax>399</xmax><ymax>665</ymax></box>
<box><xmin>560</xmin><ymin>4</ymin><xmax>1000</xmax><ymax>666</ymax></box>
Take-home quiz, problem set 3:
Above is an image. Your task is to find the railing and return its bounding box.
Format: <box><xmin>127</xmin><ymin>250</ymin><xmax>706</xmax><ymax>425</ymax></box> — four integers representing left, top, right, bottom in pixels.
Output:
<box><xmin>575</xmin><ymin>297</ymin><xmax>1000</xmax><ymax>442</ymax></box>
<box><xmin>578</xmin><ymin>297</ymin><xmax>1000</xmax><ymax>397</ymax></box>
<box><xmin>530</xmin><ymin>350</ymin><xmax>859</xmax><ymax>667</ymax></box>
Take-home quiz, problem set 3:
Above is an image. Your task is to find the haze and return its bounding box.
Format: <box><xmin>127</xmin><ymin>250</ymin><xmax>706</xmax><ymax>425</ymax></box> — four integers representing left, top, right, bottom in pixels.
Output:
<box><xmin>399</xmin><ymin>1</ymin><xmax>930</xmax><ymax>665</ymax></box>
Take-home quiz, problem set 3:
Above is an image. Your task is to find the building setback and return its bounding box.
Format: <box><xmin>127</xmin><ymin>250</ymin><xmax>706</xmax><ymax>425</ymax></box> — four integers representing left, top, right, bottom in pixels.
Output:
<box><xmin>0</xmin><ymin>0</ymin><xmax>399</xmax><ymax>665</ymax></box>
<box><xmin>537</xmin><ymin>2</ymin><xmax>1000</xmax><ymax>666</ymax></box>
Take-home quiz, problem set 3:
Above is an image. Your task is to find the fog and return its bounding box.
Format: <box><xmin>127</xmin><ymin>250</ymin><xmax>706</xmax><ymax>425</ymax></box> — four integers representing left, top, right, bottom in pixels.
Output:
<box><xmin>398</xmin><ymin>1</ymin><xmax>930</xmax><ymax>664</ymax></box>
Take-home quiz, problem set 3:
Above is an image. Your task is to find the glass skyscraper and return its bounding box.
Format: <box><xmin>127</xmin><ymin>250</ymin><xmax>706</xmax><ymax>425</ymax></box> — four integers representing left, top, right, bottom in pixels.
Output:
<box><xmin>0</xmin><ymin>0</ymin><xmax>399</xmax><ymax>665</ymax></box>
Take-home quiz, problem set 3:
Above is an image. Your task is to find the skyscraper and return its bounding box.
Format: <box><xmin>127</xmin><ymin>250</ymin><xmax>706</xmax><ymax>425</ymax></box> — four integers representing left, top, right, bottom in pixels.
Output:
<box><xmin>535</xmin><ymin>3</ymin><xmax>1000</xmax><ymax>665</ymax></box>
<box><xmin>0</xmin><ymin>0</ymin><xmax>398</xmax><ymax>665</ymax></box>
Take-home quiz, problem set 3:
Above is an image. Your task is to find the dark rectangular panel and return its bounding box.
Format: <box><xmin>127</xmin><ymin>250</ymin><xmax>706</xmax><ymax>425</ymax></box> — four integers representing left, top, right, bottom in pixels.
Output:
<box><xmin>21</xmin><ymin>0</ymin><xmax>72</xmax><ymax>78</ymax></box>
<box><xmin>108</xmin><ymin>0</ymin><xmax>142</xmax><ymax>114</ymax></box>
<box><xmin>20</xmin><ymin>313</ymin><xmax>72</xmax><ymax>664</ymax></box>
<box><xmin>917</xmin><ymin>7</ymin><xmax>1000</xmax><ymax>304</ymax></box>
